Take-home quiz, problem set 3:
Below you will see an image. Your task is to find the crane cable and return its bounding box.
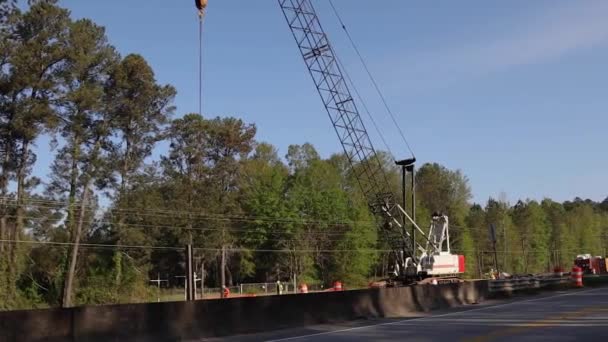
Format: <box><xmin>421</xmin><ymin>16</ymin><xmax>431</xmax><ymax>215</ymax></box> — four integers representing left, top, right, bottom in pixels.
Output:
<box><xmin>328</xmin><ymin>0</ymin><xmax>416</xmax><ymax>159</ymax></box>
<box><xmin>197</xmin><ymin>4</ymin><xmax>206</xmax><ymax>117</ymax></box>
<box><xmin>335</xmin><ymin>54</ymin><xmax>395</xmax><ymax>160</ymax></box>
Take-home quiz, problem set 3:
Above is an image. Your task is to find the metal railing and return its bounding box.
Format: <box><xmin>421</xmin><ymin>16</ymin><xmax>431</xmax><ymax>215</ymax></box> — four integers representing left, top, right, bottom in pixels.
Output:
<box><xmin>488</xmin><ymin>275</ymin><xmax>571</xmax><ymax>293</ymax></box>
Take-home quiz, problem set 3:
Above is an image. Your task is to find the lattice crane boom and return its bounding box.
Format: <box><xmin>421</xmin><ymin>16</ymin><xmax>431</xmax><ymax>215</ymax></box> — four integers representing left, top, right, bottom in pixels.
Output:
<box><xmin>278</xmin><ymin>0</ymin><xmax>415</xmax><ymax>265</ymax></box>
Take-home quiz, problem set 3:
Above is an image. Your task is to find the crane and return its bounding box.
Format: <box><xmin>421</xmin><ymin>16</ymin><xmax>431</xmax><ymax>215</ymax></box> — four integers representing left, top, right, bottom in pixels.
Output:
<box><xmin>277</xmin><ymin>0</ymin><xmax>464</xmax><ymax>283</ymax></box>
<box><xmin>194</xmin><ymin>0</ymin><xmax>464</xmax><ymax>283</ymax></box>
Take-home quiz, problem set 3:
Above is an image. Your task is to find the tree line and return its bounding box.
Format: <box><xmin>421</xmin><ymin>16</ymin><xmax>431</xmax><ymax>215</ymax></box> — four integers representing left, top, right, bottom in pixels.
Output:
<box><xmin>1</xmin><ymin>1</ymin><xmax>607</xmax><ymax>311</ymax></box>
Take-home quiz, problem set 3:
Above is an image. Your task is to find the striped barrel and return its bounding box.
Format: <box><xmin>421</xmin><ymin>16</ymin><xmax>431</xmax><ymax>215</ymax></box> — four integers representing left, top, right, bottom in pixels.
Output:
<box><xmin>571</xmin><ymin>266</ymin><xmax>583</xmax><ymax>288</ymax></box>
<box><xmin>333</xmin><ymin>281</ymin><xmax>343</xmax><ymax>291</ymax></box>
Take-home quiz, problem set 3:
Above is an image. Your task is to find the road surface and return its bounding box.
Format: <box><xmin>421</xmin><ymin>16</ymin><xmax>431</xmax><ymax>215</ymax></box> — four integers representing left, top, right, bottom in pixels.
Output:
<box><xmin>212</xmin><ymin>286</ymin><xmax>608</xmax><ymax>341</ymax></box>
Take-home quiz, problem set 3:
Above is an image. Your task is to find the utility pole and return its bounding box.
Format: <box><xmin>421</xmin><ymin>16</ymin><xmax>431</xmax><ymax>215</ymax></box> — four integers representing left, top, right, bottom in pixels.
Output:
<box><xmin>185</xmin><ymin>245</ymin><xmax>195</xmax><ymax>301</ymax></box>
<box><xmin>489</xmin><ymin>224</ymin><xmax>499</xmax><ymax>275</ymax></box>
<box><xmin>503</xmin><ymin>221</ymin><xmax>507</xmax><ymax>272</ymax></box>
<box><xmin>220</xmin><ymin>243</ymin><xmax>226</xmax><ymax>298</ymax></box>
<box><xmin>220</xmin><ymin>223</ymin><xmax>227</xmax><ymax>299</ymax></box>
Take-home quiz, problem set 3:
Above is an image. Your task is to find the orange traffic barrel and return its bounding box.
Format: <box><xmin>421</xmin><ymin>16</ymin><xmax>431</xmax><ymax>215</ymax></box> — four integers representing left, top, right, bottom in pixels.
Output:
<box><xmin>333</xmin><ymin>281</ymin><xmax>343</xmax><ymax>291</ymax></box>
<box><xmin>571</xmin><ymin>266</ymin><xmax>583</xmax><ymax>287</ymax></box>
<box><xmin>554</xmin><ymin>266</ymin><xmax>564</xmax><ymax>277</ymax></box>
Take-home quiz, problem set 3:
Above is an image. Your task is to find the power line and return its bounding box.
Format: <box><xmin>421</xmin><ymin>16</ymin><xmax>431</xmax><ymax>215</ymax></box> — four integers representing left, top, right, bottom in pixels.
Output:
<box><xmin>0</xmin><ymin>239</ymin><xmax>390</xmax><ymax>254</ymax></box>
<box><xmin>5</xmin><ymin>215</ymin><xmax>375</xmax><ymax>242</ymax></box>
<box><xmin>328</xmin><ymin>0</ymin><xmax>415</xmax><ymax>158</ymax></box>
<box><xmin>4</xmin><ymin>199</ymin><xmax>604</xmax><ymax>237</ymax></box>
<box><xmin>2</xmin><ymin>239</ymin><xmax>598</xmax><ymax>256</ymax></box>
<box><xmin>0</xmin><ymin>198</ymin><xmax>378</xmax><ymax>227</ymax></box>
<box><xmin>0</xmin><ymin>239</ymin><xmax>184</xmax><ymax>251</ymax></box>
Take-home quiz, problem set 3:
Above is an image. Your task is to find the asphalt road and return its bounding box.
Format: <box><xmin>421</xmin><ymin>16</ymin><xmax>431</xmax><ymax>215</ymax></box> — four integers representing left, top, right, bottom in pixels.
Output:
<box><xmin>212</xmin><ymin>286</ymin><xmax>608</xmax><ymax>342</ymax></box>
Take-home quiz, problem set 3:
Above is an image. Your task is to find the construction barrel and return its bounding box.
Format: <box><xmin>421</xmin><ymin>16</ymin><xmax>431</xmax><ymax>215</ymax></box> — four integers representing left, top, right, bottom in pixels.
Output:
<box><xmin>333</xmin><ymin>281</ymin><xmax>343</xmax><ymax>291</ymax></box>
<box><xmin>571</xmin><ymin>266</ymin><xmax>583</xmax><ymax>288</ymax></box>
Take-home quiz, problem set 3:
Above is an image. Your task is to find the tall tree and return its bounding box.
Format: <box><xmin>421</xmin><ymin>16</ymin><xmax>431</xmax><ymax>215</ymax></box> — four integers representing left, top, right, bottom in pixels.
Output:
<box><xmin>415</xmin><ymin>163</ymin><xmax>472</xmax><ymax>226</ymax></box>
<box><xmin>45</xmin><ymin>17</ymin><xmax>118</xmax><ymax>307</ymax></box>
<box><xmin>600</xmin><ymin>197</ymin><xmax>608</xmax><ymax>213</ymax></box>
<box><xmin>0</xmin><ymin>1</ymin><xmax>69</xmax><ymax>305</ymax></box>
<box><xmin>464</xmin><ymin>204</ymin><xmax>486</xmax><ymax>277</ymax></box>
<box><xmin>511</xmin><ymin>200</ymin><xmax>549</xmax><ymax>274</ymax></box>
<box><xmin>104</xmin><ymin>53</ymin><xmax>175</xmax><ymax>284</ymax></box>
<box><xmin>541</xmin><ymin>199</ymin><xmax>571</xmax><ymax>269</ymax></box>
<box><xmin>203</xmin><ymin>116</ymin><xmax>256</xmax><ymax>288</ymax></box>
<box><xmin>239</xmin><ymin>142</ymin><xmax>289</xmax><ymax>281</ymax></box>
<box><xmin>565</xmin><ymin>202</ymin><xmax>602</xmax><ymax>258</ymax></box>
<box><xmin>484</xmin><ymin>198</ymin><xmax>514</xmax><ymax>273</ymax></box>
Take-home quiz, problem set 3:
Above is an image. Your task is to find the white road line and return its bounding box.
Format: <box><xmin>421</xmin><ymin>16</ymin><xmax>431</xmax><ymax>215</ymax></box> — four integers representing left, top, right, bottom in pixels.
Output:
<box><xmin>267</xmin><ymin>287</ymin><xmax>606</xmax><ymax>342</ymax></box>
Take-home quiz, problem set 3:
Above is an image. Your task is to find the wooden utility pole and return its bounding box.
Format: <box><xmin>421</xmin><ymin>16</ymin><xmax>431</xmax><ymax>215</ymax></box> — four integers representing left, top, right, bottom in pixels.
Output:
<box><xmin>220</xmin><ymin>243</ymin><xmax>226</xmax><ymax>298</ymax></box>
<box><xmin>185</xmin><ymin>245</ymin><xmax>195</xmax><ymax>301</ymax></box>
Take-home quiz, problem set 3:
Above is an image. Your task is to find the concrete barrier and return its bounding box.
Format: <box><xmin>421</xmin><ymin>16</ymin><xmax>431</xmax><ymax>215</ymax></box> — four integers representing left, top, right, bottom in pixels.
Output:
<box><xmin>0</xmin><ymin>281</ymin><xmax>489</xmax><ymax>341</ymax></box>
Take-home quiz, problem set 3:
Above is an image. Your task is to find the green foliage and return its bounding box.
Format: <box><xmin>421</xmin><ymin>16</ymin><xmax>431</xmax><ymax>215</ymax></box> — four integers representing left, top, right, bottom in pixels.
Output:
<box><xmin>0</xmin><ymin>0</ymin><xmax>607</xmax><ymax>312</ymax></box>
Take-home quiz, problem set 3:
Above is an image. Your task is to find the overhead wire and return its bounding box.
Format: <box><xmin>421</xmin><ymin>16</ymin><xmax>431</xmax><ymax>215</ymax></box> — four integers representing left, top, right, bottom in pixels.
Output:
<box><xmin>2</xmin><ymin>215</ymin><xmax>373</xmax><ymax>242</ymax></box>
<box><xmin>2</xmin><ymin>239</ymin><xmax>598</xmax><ymax>256</ymax></box>
<box><xmin>3</xmin><ymin>198</ymin><xmax>589</xmax><ymax>237</ymax></box>
<box><xmin>0</xmin><ymin>197</ymin><xmax>378</xmax><ymax>226</ymax></box>
<box><xmin>7</xmin><ymin>198</ymin><xmax>601</xmax><ymax>237</ymax></box>
<box><xmin>328</xmin><ymin>0</ymin><xmax>416</xmax><ymax>159</ymax></box>
<box><xmin>0</xmin><ymin>239</ymin><xmax>391</xmax><ymax>254</ymax></box>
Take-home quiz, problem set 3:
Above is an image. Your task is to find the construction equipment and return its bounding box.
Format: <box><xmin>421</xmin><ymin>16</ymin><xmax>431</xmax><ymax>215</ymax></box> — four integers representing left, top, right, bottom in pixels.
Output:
<box><xmin>575</xmin><ymin>254</ymin><xmax>608</xmax><ymax>275</ymax></box>
<box><xmin>277</xmin><ymin>0</ymin><xmax>463</xmax><ymax>283</ymax></box>
<box><xmin>194</xmin><ymin>0</ymin><xmax>464</xmax><ymax>284</ymax></box>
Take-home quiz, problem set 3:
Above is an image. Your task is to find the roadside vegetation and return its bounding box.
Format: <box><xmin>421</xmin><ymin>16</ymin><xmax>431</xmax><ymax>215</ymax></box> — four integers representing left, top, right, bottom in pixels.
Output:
<box><xmin>1</xmin><ymin>1</ymin><xmax>606</xmax><ymax>310</ymax></box>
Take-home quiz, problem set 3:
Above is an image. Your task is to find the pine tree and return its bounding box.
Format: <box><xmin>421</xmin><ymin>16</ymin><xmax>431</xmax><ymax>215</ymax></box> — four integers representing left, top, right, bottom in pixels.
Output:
<box><xmin>104</xmin><ymin>53</ymin><xmax>175</xmax><ymax>285</ymax></box>
<box><xmin>45</xmin><ymin>17</ymin><xmax>118</xmax><ymax>308</ymax></box>
<box><xmin>0</xmin><ymin>1</ymin><xmax>69</xmax><ymax>306</ymax></box>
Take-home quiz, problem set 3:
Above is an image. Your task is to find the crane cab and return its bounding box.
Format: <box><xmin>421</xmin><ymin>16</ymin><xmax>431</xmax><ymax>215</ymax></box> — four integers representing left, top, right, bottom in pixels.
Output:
<box><xmin>417</xmin><ymin>214</ymin><xmax>465</xmax><ymax>277</ymax></box>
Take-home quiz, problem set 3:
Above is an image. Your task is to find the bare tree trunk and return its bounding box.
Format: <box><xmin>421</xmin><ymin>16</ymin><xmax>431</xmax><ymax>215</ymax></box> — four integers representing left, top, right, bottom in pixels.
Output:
<box><xmin>66</xmin><ymin>142</ymin><xmax>81</xmax><ymax>240</ymax></box>
<box><xmin>0</xmin><ymin>215</ymin><xmax>4</xmax><ymax>253</ymax></box>
<box><xmin>477</xmin><ymin>251</ymin><xmax>483</xmax><ymax>278</ymax></box>
<box><xmin>521</xmin><ymin>239</ymin><xmax>528</xmax><ymax>274</ymax></box>
<box><xmin>62</xmin><ymin>183</ymin><xmax>91</xmax><ymax>308</ymax></box>
<box><xmin>0</xmin><ymin>134</ymin><xmax>13</xmax><ymax>254</ymax></box>
<box><xmin>15</xmin><ymin>141</ymin><xmax>28</xmax><ymax>236</ymax></box>
<box><xmin>113</xmin><ymin>135</ymin><xmax>131</xmax><ymax>286</ymax></box>
<box><xmin>220</xmin><ymin>244</ymin><xmax>226</xmax><ymax>298</ymax></box>
<box><xmin>226</xmin><ymin>263</ymin><xmax>233</xmax><ymax>287</ymax></box>
<box><xmin>7</xmin><ymin>140</ymin><xmax>29</xmax><ymax>292</ymax></box>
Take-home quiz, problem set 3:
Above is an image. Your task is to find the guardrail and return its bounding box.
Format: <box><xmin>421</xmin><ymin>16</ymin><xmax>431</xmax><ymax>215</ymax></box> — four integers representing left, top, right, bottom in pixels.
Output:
<box><xmin>489</xmin><ymin>275</ymin><xmax>571</xmax><ymax>293</ymax></box>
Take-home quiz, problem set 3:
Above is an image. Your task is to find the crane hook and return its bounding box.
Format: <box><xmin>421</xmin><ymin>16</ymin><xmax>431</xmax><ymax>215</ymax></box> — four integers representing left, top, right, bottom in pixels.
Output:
<box><xmin>195</xmin><ymin>0</ymin><xmax>207</xmax><ymax>18</ymax></box>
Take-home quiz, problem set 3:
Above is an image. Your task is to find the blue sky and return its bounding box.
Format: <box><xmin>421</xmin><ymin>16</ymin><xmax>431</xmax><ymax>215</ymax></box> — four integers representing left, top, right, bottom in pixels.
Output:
<box><xmin>43</xmin><ymin>0</ymin><xmax>607</xmax><ymax>204</ymax></box>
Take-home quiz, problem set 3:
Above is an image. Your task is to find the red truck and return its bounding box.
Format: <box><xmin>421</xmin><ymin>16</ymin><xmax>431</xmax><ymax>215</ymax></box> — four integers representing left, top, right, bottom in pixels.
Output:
<box><xmin>574</xmin><ymin>254</ymin><xmax>608</xmax><ymax>274</ymax></box>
